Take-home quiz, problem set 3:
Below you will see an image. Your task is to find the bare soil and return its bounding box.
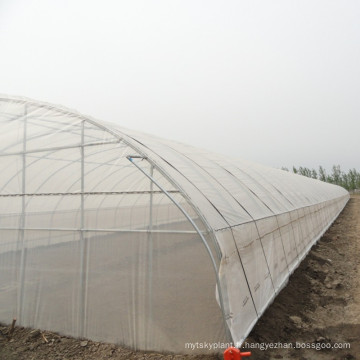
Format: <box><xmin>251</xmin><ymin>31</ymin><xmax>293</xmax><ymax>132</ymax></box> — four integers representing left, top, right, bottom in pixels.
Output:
<box><xmin>1</xmin><ymin>195</ymin><xmax>359</xmax><ymax>360</ymax></box>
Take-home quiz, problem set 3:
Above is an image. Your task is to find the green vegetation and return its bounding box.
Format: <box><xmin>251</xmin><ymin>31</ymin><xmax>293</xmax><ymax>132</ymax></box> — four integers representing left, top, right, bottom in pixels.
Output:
<box><xmin>281</xmin><ymin>165</ymin><xmax>360</xmax><ymax>192</ymax></box>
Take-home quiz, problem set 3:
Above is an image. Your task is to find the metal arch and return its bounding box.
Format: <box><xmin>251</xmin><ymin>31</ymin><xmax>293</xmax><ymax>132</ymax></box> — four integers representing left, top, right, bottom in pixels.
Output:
<box><xmin>0</xmin><ymin>141</ymin><xmax>121</xmax><ymax>194</ymax></box>
<box><xmin>127</xmin><ymin>155</ymin><xmax>232</xmax><ymax>343</ymax></box>
<box><xmin>160</xmin><ymin>143</ymin><xmax>272</xmax><ymax>313</ymax></box>
<box><xmin>1</xmin><ymin>97</ymin><xmax>224</xmax><ymax>262</ymax></box>
<box><xmin>46</xmin><ymin>146</ymin><xmax>128</xmax><ymax>235</ymax></box>
<box><xmin>1</xmin><ymin>97</ymin><xmax>232</xmax><ymax>340</ymax></box>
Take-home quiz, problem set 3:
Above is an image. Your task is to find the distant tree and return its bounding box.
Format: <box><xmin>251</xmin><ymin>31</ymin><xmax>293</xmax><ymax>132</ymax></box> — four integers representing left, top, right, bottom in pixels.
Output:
<box><xmin>318</xmin><ymin>166</ymin><xmax>327</xmax><ymax>182</ymax></box>
<box><xmin>326</xmin><ymin>173</ymin><xmax>334</xmax><ymax>184</ymax></box>
<box><xmin>331</xmin><ymin>165</ymin><xmax>342</xmax><ymax>186</ymax></box>
<box><xmin>298</xmin><ymin>166</ymin><xmax>312</xmax><ymax>178</ymax></box>
<box><xmin>348</xmin><ymin>168</ymin><xmax>359</xmax><ymax>191</ymax></box>
<box><xmin>356</xmin><ymin>170</ymin><xmax>360</xmax><ymax>190</ymax></box>
<box><xmin>286</xmin><ymin>164</ymin><xmax>360</xmax><ymax>192</ymax></box>
<box><xmin>281</xmin><ymin>166</ymin><xmax>289</xmax><ymax>172</ymax></box>
<box><xmin>342</xmin><ymin>172</ymin><xmax>349</xmax><ymax>190</ymax></box>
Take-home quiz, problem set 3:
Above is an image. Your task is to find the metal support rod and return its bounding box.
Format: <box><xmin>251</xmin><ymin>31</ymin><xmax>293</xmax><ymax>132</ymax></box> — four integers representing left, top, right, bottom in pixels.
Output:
<box><xmin>18</xmin><ymin>105</ymin><xmax>27</xmax><ymax>323</ymax></box>
<box><xmin>0</xmin><ymin>226</ymin><xmax>198</xmax><ymax>234</ymax></box>
<box><xmin>0</xmin><ymin>139</ymin><xmax>121</xmax><ymax>157</ymax></box>
<box><xmin>147</xmin><ymin>164</ymin><xmax>154</xmax><ymax>345</ymax></box>
<box><xmin>0</xmin><ymin>190</ymin><xmax>180</xmax><ymax>197</ymax></box>
<box><xmin>79</xmin><ymin>120</ymin><xmax>88</xmax><ymax>337</ymax></box>
<box><xmin>149</xmin><ymin>165</ymin><xmax>154</xmax><ymax>233</ymax></box>
<box><xmin>127</xmin><ymin>155</ymin><xmax>232</xmax><ymax>343</ymax></box>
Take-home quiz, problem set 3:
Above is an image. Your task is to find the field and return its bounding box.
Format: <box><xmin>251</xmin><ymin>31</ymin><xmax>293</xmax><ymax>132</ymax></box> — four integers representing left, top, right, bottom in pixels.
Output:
<box><xmin>1</xmin><ymin>195</ymin><xmax>359</xmax><ymax>360</ymax></box>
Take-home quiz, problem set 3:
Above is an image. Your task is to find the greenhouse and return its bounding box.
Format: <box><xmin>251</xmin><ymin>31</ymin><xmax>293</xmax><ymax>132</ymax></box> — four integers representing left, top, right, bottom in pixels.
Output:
<box><xmin>0</xmin><ymin>95</ymin><xmax>349</xmax><ymax>354</ymax></box>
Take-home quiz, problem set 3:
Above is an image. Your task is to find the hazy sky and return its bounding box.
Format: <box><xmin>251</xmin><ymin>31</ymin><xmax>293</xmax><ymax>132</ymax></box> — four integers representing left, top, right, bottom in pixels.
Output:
<box><xmin>1</xmin><ymin>0</ymin><xmax>359</xmax><ymax>172</ymax></box>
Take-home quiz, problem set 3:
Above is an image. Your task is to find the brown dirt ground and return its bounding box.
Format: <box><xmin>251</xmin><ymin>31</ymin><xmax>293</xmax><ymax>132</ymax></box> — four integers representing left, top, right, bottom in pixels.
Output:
<box><xmin>1</xmin><ymin>195</ymin><xmax>359</xmax><ymax>360</ymax></box>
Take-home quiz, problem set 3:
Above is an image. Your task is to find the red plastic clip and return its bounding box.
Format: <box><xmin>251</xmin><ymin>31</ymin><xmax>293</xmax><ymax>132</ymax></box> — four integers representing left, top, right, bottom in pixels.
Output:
<box><xmin>224</xmin><ymin>347</ymin><xmax>251</xmax><ymax>360</ymax></box>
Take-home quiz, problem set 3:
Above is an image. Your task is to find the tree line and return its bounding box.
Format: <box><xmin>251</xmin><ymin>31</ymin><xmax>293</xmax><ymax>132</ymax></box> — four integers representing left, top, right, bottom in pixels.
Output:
<box><xmin>281</xmin><ymin>165</ymin><xmax>360</xmax><ymax>192</ymax></box>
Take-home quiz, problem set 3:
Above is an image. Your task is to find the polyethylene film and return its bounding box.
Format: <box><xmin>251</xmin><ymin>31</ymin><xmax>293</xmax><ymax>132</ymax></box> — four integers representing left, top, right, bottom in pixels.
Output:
<box><xmin>0</xmin><ymin>95</ymin><xmax>349</xmax><ymax>354</ymax></box>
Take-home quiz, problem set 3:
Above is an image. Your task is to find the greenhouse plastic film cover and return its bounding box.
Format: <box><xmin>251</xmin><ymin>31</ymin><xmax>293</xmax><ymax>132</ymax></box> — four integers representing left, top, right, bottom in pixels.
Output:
<box><xmin>0</xmin><ymin>95</ymin><xmax>349</xmax><ymax>354</ymax></box>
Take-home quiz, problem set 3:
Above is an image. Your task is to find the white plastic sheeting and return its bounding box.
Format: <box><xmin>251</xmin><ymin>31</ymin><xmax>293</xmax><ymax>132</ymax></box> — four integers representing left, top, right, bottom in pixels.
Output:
<box><xmin>0</xmin><ymin>95</ymin><xmax>349</xmax><ymax>354</ymax></box>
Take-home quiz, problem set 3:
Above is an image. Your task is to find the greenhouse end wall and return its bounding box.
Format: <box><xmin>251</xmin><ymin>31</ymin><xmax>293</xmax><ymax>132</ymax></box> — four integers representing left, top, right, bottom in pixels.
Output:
<box><xmin>0</xmin><ymin>96</ymin><xmax>349</xmax><ymax>354</ymax></box>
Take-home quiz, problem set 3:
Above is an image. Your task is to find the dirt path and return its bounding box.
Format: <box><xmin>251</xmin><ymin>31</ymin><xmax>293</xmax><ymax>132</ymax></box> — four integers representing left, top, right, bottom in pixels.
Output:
<box><xmin>1</xmin><ymin>195</ymin><xmax>359</xmax><ymax>360</ymax></box>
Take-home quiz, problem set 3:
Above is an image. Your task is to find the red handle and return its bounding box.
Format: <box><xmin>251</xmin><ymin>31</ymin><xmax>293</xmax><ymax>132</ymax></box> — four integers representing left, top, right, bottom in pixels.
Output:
<box><xmin>239</xmin><ymin>352</ymin><xmax>251</xmax><ymax>358</ymax></box>
<box><xmin>224</xmin><ymin>347</ymin><xmax>251</xmax><ymax>360</ymax></box>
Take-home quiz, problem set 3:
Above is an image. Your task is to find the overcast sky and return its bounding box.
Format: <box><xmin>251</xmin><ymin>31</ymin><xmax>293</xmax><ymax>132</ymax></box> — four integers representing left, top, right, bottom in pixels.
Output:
<box><xmin>1</xmin><ymin>0</ymin><xmax>359</xmax><ymax>172</ymax></box>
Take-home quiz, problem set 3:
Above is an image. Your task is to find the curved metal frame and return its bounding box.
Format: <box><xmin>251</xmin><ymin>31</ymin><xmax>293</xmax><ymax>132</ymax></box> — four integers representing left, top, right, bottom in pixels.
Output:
<box><xmin>127</xmin><ymin>155</ymin><xmax>232</xmax><ymax>342</ymax></box>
